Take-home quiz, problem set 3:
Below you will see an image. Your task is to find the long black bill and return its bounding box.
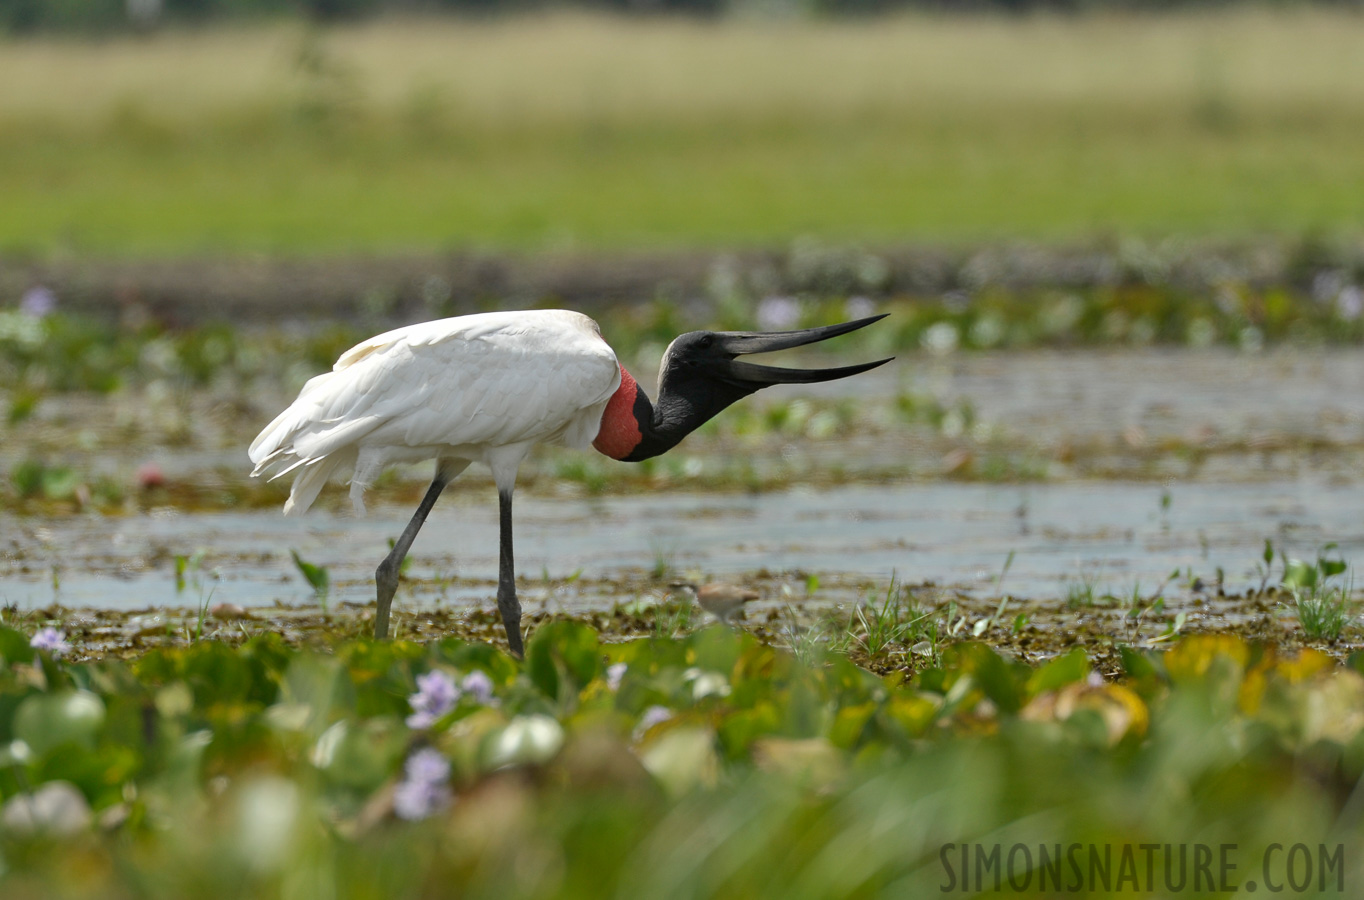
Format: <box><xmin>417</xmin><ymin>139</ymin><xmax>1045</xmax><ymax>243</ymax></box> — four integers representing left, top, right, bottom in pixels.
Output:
<box><xmin>711</xmin><ymin>314</ymin><xmax>893</xmax><ymax>385</ymax></box>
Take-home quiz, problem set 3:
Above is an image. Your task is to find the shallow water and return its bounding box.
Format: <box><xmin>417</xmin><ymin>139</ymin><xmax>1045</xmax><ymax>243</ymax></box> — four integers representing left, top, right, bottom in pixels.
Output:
<box><xmin>6</xmin><ymin>348</ymin><xmax>1362</xmax><ymax>484</ymax></box>
<box><xmin>4</xmin><ymin>348</ymin><xmax>1362</xmax><ymax>620</ymax></box>
<box><xmin>3</xmin><ymin>478</ymin><xmax>1359</xmax><ymax>615</ymax></box>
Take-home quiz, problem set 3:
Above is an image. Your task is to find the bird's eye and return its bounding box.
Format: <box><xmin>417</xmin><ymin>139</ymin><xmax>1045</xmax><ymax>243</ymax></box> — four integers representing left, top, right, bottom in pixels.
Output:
<box><xmin>697</xmin><ymin>335</ymin><xmax>714</xmax><ymax>349</ymax></box>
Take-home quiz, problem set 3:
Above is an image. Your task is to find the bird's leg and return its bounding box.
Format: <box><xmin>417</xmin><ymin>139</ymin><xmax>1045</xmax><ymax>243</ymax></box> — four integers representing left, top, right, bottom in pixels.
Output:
<box><xmin>374</xmin><ymin>475</ymin><xmax>448</xmax><ymax>640</ymax></box>
<box><xmin>496</xmin><ymin>488</ymin><xmax>524</xmax><ymax>657</ymax></box>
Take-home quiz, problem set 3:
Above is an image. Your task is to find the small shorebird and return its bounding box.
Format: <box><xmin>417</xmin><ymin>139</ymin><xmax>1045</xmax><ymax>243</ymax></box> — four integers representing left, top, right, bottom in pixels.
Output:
<box><xmin>673</xmin><ymin>581</ymin><xmax>761</xmax><ymax>624</ymax></box>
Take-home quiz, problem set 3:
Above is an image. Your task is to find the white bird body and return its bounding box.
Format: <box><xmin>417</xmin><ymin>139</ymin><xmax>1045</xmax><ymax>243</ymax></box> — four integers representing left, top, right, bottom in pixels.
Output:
<box><xmin>248</xmin><ymin>309</ymin><xmax>621</xmax><ymax>515</ymax></box>
<box><xmin>250</xmin><ymin>307</ymin><xmax>889</xmax><ymax>652</ymax></box>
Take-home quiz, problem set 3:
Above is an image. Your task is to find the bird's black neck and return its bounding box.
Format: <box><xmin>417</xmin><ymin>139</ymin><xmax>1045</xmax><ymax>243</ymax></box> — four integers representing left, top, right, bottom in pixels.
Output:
<box><xmin>617</xmin><ymin>386</ymin><xmax>685</xmax><ymax>462</ymax></box>
<box><xmin>618</xmin><ymin>374</ymin><xmax>760</xmax><ymax>463</ymax></box>
<box><xmin>594</xmin><ymin>362</ymin><xmax>770</xmax><ymax>462</ymax></box>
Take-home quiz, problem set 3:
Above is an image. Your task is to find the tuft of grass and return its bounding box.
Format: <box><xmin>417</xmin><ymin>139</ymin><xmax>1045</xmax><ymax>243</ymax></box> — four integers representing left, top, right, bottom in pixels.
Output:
<box><xmin>1064</xmin><ymin>574</ymin><xmax>1104</xmax><ymax>610</ymax></box>
<box><xmin>782</xmin><ymin>606</ymin><xmax>832</xmax><ymax>667</ymax></box>
<box><xmin>1295</xmin><ymin>589</ymin><xmax>1351</xmax><ymax>642</ymax></box>
<box><xmin>1285</xmin><ymin>546</ymin><xmax>1355</xmax><ymax>642</ymax></box>
<box><xmin>850</xmin><ymin>577</ymin><xmax>919</xmax><ymax>658</ymax></box>
<box><xmin>647</xmin><ymin>539</ymin><xmax>676</xmax><ymax>582</ymax></box>
<box><xmin>651</xmin><ymin>596</ymin><xmax>695</xmax><ymax>641</ymax></box>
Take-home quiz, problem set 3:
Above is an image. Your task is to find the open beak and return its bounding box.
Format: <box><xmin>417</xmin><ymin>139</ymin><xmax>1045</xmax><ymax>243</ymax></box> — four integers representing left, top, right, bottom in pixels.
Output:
<box><xmin>710</xmin><ymin>314</ymin><xmax>893</xmax><ymax>385</ymax></box>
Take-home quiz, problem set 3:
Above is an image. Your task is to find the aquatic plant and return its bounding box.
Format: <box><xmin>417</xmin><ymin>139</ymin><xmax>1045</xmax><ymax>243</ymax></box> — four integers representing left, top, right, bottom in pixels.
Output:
<box><xmin>1285</xmin><ymin>546</ymin><xmax>1356</xmax><ymax>642</ymax></box>
<box><xmin>0</xmin><ymin>625</ymin><xmax>1362</xmax><ymax>897</ymax></box>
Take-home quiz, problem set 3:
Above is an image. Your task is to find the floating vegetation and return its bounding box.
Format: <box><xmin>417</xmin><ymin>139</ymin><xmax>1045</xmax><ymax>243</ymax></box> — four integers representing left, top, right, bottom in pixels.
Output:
<box><xmin>1</xmin><ymin>624</ymin><xmax>1364</xmax><ymax>896</ymax></box>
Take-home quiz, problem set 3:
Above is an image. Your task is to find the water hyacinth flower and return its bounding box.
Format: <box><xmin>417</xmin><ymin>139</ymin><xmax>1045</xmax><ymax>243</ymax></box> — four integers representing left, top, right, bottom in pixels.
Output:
<box><xmin>392</xmin><ymin>748</ymin><xmax>452</xmax><ymax>821</ymax></box>
<box><xmin>634</xmin><ymin>705</ymin><xmax>673</xmax><ymax>741</ymax></box>
<box><xmin>459</xmin><ymin>670</ymin><xmax>495</xmax><ymax>706</ymax></box>
<box><xmin>406</xmin><ymin>670</ymin><xmax>460</xmax><ymax>729</ymax></box>
<box><xmin>404</xmin><ymin>746</ymin><xmax>451</xmax><ymax>786</ymax></box>
<box><xmin>606</xmin><ymin>662</ymin><xmax>627</xmax><ymax>692</ymax></box>
<box><xmin>19</xmin><ymin>285</ymin><xmax>56</xmax><ymax>319</ymax></box>
<box><xmin>30</xmin><ymin>627</ymin><xmax>70</xmax><ymax>658</ymax></box>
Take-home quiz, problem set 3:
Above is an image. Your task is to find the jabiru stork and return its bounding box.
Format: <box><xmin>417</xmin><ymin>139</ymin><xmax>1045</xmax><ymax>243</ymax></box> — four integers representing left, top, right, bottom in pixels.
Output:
<box><xmin>249</xmin><ymin>309</ymin><xmax>890</xmax><ymax>654</ymax></box>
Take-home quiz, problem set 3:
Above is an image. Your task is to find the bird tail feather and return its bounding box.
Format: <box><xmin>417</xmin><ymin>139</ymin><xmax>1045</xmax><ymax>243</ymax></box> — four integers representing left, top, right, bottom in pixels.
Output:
<box><xmin>282</xmin><ymin>454</ymin><xmax>347</xmax><ymax>516</ymax></box>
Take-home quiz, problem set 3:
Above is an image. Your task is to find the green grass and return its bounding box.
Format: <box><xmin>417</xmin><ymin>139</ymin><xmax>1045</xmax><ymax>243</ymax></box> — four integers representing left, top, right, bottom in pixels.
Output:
<box><xmin>1286</xmin><ymin>548</ymin><xmax>1357</xmax><ymax>642</ymax></box>
<box><xmin>2</xmin><ymin>11</ymin><xmax>1364</xmax><ymax>255</ymax></box>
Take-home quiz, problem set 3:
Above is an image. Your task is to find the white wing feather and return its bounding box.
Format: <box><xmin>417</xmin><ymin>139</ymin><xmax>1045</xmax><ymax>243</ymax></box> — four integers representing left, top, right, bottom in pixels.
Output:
<box><xmin>249</xmin><ymin>310</ymin><xmax>620</xmax><ymax>515</ymax></box>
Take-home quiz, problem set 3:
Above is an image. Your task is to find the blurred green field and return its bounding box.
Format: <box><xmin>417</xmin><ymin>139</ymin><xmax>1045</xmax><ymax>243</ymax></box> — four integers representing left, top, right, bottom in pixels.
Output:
<box><xmin>2</xmin><ymin>11</ymin><xmax>1363</xmax><ymax>255</ymax></box>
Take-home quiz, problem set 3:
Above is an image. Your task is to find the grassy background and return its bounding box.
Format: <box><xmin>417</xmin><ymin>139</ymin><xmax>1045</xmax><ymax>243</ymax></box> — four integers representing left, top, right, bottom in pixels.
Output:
<box><xmin>1</xmin><ymin>11</ymin><xmax>1363</xmax><ymax>256</ymax></box>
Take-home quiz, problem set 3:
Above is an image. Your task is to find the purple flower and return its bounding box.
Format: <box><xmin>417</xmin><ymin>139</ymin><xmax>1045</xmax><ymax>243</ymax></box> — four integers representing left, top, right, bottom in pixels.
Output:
<box><xmin>30</xmin><ymin>627</ymin><xmax>70</xmax><ymax>658</ymax></box>
<box><xmin>393</xmin><ymin>778</ymin><xmax>450</xmax><ymax>821</ymax></box>
<box><xmin>19</xmin><ymin>286</ymin><xmax>56</xmax><ymax>319</ymax></box>
<box><xmin>404</xmin><ymin>746</ymin><xmax>451</xmax><ymax>785</ymax></box>
<box><xmin>606</xmin><ymin>662</ymin><xmax>627</xmax><ymax>692</ymax></box>
<box><xmin>393</xmin><ymin>747</ymin><xmax>452</xmax><ymax>821</ymax></box>
<box><xmin>633</xmin><ymin>705</ymin><xmax>673</xmax><ymax>740</ymax></box>
<box><xmin>406</xmin><ymin>670</ymin><xmax>461</xmax><ymax>729</ymax></box>
<box><xmin>757</xmin><ymin>296</ymin><xmax>801</xmax><ymax>331</ymax></box>
<box><xmin>459</xmin><ymin>670</ymin><xmax>495</xmax><ymax>706</ymax></box>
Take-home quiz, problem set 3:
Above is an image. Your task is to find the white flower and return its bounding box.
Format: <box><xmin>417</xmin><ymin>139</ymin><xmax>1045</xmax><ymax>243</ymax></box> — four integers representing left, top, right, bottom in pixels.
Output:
<box><xmin>485</xmin><ymin>716</ymin><xmax>565</xmax><ymax>769</ymax></box>
<box><xmin>920</xmin><ymin>322</ymin><xmax>959</xmax><ymax>356</ymax></box>
<box><xmin>969</xmin><ymin>316</ymin><xmax>1005</xmax><ymax>348</ymax></box>
<box><xmin>606</xmin><ymin>663</ymin><xmax>628</xmax><ymax>692</ymax></box>
<box><xmin>757</xmin><ymin>296</ymin><xmax>802</xmax><ymax>331</ymax></box>
<box><xmin>844</xmin><ymin>296</ymin><xmax>876</xmax><ymax>319</ymax></box>
<box><xmin>1337</xmin><ymin>286</ymin><xmax>1363</xmax><ymax>321</ymax></box>
<box><xmin>682</xmin><ymin>668</ymin><xmax>731</xmax><ymax>700</ymax></box>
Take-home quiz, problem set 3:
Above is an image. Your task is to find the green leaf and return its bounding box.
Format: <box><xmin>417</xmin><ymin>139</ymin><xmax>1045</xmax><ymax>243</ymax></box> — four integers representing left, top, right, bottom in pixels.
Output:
<box><xmin>14</xmin><ymin>690</ymin><xmax>106</xmax><ymax>757</ymax></box>
<box><xmin>718</xmin><ymin>701</ymin><xmax>782</xmax><ymax>758</ymax></box>
<box><xmin>0</xmin><ymin>625</ymin><xmax>36</xmax><ymax>666</ymax></box>
<box><xmin>290</xmin><ymin>550</ymin><xmax>330</xmax><ymax>595</ymax></box>
<box><xmin>948</xmin><ymin>643</ymin><xmax>1025</xmax><ymax>714</ymax></box>
<box><xmin>1120</xmin><ymin>646</ymin><xmax>1160</xmax><ymax>681</ymax></box>
<box><xmin>40</xmin><ymin>466</ymin><xmax>79</xmax><ymax>500</ymax></box>
<box><xmin>687</xmin><ymin>625</ymin><xmax>746</xmax><ymax>675</ymax></box>
<box><xmin>828</xmin><ymin>701</ymin><xmax>877</xmax><ymax>749</ymax></box>
<box><xmin>1282</xmin><ymin>559</ymin><xmax>1319</xmax><ymax>591</ymax></box>
<box><xmin>1320</xmin><ymin>558</ymin><xmax>1347</xmax><ymax>579</ymax></box>
<box><xmin>526</xmin><ymin>621</ymin><xmax>601</xmax><ymax>705</ymax></box>
<box><xmin>312</xmin><ymin>718</ymin><xmax>407</xmax><ymax>790</ymax></box>
<box><xmin>11</xmin><ymin>459</ymin><xmax>45</xmax><ymax>499</ymax></box>
<box><xmin>1026</xmin><ymin>647</ymin><xmax>1090</xmax><ymax>696</ymax></box>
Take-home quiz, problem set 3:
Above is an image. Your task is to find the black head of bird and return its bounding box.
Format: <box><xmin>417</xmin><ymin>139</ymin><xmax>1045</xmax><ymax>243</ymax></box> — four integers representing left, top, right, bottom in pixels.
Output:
<box><xmin>594</xmin><ymin>315</ymin><xmax>893</xmax><ymax>462</ymax></box>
